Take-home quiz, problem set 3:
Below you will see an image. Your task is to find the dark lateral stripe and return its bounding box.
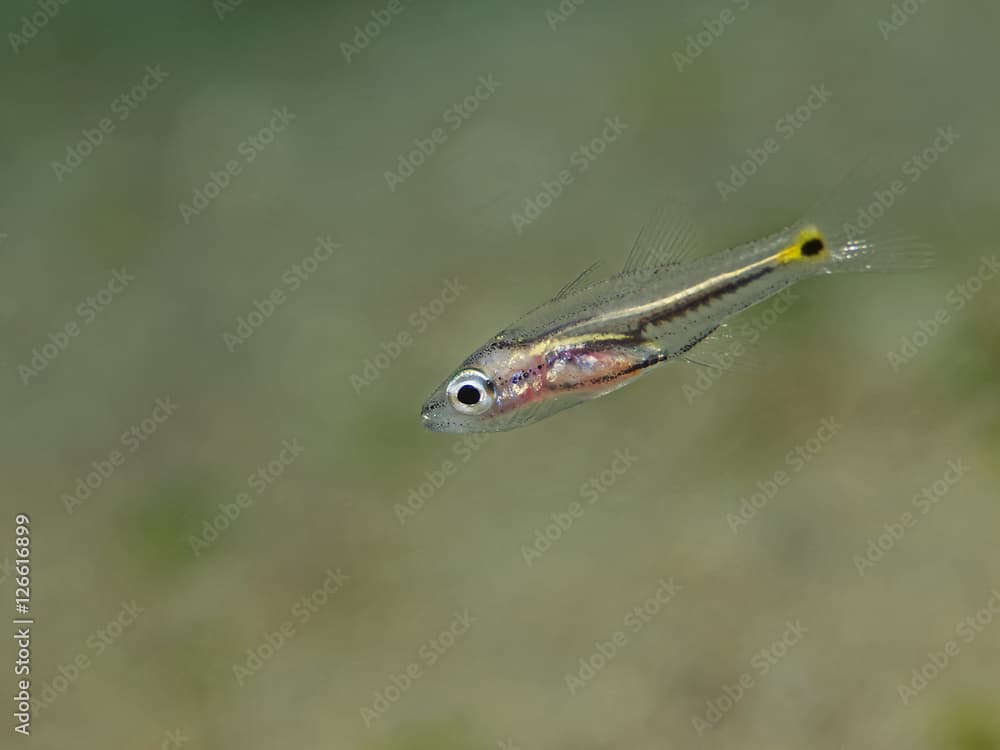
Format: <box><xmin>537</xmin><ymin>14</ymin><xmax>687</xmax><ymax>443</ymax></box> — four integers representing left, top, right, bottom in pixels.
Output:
<box><xmin>638</xmin><ymin>265</ymin><xmax>774</xmax><ymax>332</ymax></box>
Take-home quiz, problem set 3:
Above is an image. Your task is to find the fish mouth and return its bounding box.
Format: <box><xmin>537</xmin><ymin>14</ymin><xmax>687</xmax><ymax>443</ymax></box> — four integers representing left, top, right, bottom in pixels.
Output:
<box><xmin>420</xmin><ymin>398</ymin><xmax>449</xmax><ymax>431</ymax></box>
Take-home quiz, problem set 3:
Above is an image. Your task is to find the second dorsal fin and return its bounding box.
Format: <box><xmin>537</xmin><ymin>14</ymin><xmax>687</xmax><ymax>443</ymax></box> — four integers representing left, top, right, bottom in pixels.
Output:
<box><xmin>621</xmin><ymin>201</ymin><xmax>701</xmax><ymax>277</ymax></box>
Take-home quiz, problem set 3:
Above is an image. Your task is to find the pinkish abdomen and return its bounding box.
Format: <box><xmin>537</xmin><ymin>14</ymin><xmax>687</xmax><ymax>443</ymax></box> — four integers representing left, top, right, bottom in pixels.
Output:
<box><xmin>493</xmin><ymin>338</ymin><xmax>663</xmax><ymax>412</ymax></box>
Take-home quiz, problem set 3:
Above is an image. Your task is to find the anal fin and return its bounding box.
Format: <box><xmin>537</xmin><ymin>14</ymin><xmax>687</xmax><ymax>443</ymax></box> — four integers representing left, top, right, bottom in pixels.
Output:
<box><xmin>678</xmin><ymin>322</ymin><xmax>763</xmax><ymax>374</ymax></box>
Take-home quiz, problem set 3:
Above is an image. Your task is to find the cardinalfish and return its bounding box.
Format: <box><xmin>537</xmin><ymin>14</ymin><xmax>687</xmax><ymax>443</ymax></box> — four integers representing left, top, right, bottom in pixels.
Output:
<box><xmin>420</xmin><ymin>187</ymin><xmax>930</xmax><ymax>432</ymax></box>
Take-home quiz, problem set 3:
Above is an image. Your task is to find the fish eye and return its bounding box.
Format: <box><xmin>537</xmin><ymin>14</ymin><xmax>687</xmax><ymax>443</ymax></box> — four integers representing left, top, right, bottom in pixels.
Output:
<box><xmin>446</xmin><ymin>369</ymin><xmax>494</xmax><ymax>416</ymax></box>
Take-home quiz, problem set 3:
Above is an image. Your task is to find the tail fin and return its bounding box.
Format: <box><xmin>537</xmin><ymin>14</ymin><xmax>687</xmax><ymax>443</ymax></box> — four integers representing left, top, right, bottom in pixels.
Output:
<box><xmin>824</xmin><ymin>226</ymin><xmax>934</xmax><ymax>273</ymax></box>
<box><xmin>800</xmin><ymin>157</ymin><xmax>934</xmax><ymax>274</ymax></box>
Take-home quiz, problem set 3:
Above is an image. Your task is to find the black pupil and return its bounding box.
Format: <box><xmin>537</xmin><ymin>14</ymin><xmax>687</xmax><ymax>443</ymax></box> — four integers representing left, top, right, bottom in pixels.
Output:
<box><xmin>457</xmin><ymin>384</ymin><xmax>481</xmax><ymax>406</ymax></box>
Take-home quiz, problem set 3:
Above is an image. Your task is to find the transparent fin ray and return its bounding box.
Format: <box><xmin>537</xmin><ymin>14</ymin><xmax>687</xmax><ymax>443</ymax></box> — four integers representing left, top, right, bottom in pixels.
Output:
<box><xmin>800</xmin><ymin>155</ymin><xmax>935</xmax><ymax>274</ymax></box>
<box><xmin>552</xmin><ymin>260</ymin><xmax>603</xmax><ymax>301</ymax></box>
<box><xmin>621</xmin><ymin>199</ymin><xmax>701</xmax><ymax>277</ymax></box>
<box><xmin>675</xmin><ymin>322</ymin><xmax>765</xmax><ymax>373</ymax></box>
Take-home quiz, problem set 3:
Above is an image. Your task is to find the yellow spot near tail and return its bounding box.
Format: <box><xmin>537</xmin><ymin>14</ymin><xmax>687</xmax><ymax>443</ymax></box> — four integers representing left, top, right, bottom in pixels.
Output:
<box><xmin>776</xmin><ymin>225</ymin><xmax>827</xmax><ymax>264</ymax></box>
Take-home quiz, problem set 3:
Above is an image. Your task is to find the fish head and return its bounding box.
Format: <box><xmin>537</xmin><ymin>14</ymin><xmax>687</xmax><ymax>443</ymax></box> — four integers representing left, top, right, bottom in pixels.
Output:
<box><xmin>420</xmin><ymin>335</ymin><xmax>582</xmax><ymax>433</ymax></box>
<box><xmin>419</xmin><ymin>367</ymin><xmax>499</xmax><ymax>433</ymax></box>
<box><xmin>420</xmin><ymin>336</ymin><xmax>525</xmax><ymax>433</ymax></box>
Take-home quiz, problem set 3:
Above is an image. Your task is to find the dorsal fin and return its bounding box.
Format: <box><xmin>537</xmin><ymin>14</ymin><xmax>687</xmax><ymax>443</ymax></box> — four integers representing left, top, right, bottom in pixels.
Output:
<box><xmin>552</xmin><ymin>260</ymin><xmax>602</xmax><ymax>301</ymax></box>
<box><xmin>621</xmin><ymin>202</ymin><xmax>701</xmax><ymax>277</ymax></box>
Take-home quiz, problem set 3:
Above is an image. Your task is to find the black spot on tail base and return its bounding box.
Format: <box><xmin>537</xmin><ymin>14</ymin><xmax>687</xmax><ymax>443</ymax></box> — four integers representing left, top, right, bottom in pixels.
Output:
<box><xmin>801</xmin><ymin>237</ymin><xmax>825</xmax><ymax>256</ymax></box>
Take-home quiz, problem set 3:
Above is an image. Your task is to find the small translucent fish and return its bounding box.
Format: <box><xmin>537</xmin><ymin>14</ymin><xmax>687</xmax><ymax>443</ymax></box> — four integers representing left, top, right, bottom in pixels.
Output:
<box><xmin>420</xmin><ymin>187</ymin><xmax>931</xmax><ymax>433</ymax></box>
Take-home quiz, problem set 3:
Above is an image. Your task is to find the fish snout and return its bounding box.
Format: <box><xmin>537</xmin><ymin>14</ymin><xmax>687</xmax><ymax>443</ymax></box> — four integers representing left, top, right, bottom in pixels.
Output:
<box><xmin>420</xmin><ymin>398</ymin><xmax>450</xmax><ymax>431</ymax></box>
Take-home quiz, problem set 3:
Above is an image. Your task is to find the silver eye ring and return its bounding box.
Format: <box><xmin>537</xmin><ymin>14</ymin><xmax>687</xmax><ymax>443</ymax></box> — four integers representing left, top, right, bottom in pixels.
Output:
<box><xmin>446</xmin><ymin>369</ymin><xmax>494</xmax><ymax>416</ymax></box>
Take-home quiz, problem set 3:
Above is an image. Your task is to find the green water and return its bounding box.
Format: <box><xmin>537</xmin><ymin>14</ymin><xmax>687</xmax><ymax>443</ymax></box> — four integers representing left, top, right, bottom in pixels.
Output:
<box><xmin>2</xmin><ymin>0</ymin><xmax>998</xmax><ymax>748</ymax></box>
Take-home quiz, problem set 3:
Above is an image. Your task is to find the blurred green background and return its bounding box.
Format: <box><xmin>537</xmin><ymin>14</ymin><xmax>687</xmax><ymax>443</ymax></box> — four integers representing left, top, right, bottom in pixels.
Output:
<box><xmin>1</xmin><ymin>0</ymin><xmax>998</xmax><ymax>748</ymax></box>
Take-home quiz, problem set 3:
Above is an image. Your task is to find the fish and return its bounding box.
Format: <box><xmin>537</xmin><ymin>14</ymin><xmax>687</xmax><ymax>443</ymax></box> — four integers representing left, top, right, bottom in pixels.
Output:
<box><xmin>420</xmin><ymin>188</ymin><xmax>931</xmax><ymax>433</ymax></box>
